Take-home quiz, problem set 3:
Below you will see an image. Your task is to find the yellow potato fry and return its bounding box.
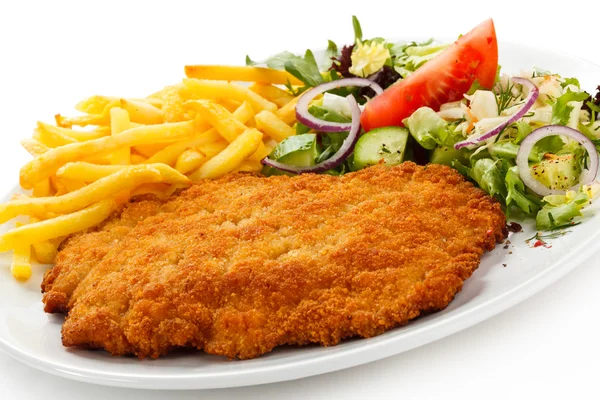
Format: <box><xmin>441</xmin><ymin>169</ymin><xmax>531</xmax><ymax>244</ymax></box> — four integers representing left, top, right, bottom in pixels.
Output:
<box><xmin>55</xmin><ymin>112</ymin><xmax>110</xmax><ymax>129</ymax></box>
<box><xmin>249</xmin><ymin>83</ymin><xmax>295</xmax><ymax>108</ymax></box>
<box><xmin>76</xmin><ymin>95</ymin><xmax>162</xmax><ymax>114</ymax></box>
<box><xmin>57</xmin><ymin>162</ymin><xmax>126</xmax><ymax>182</ymax></box>
<box><xmin>275</xmin><ymin>96</ymin><xmax>300</xmax><ymax>125</ymax></box>
<box><xmin>254</xmin><ymin>110</ymin><xmax>295</xmax><ymax>142</ymax></box>
<box><xmin>145</xmin><ymin>129</ymin><xmax>221</xmax><ymax>166</ymax></box>
<box><xmin>11</xmin><ymin>240</ymin><xmax>32</xmax><ymax>280</ymax></box>
<box><xmin>189</xmin><ymin>128</ymin><xmax>262</xmax><ymax>180</ymax></box>
<box><xmin>183</xmin><ymin>79</ymin><xmax>277</xmax><ymax>113</ymax></box>
<box><xmin>158</xmin><ymin>85</ymin><xmax>192</xmax><ymax>123</ymax></box>
<box><xmin>186</xmin><ymin>101</ymin><xmax>248</xmax><ymax>143</ymax></box>
<box><xmin>120</xmin><ymin>99</ymin><xmax>164</xmax><ymax>125</ymax></box>
<box><xmin>230</xmin><ymin>101</ymin><xmax>253</xmax><ymax>122</ymax></box>
<box><xmin>175</xmin><ymin>148</ymin><xmax>206</xmax><ymax>175</ymax></box>
<box><xmin>132</xmin><ymin>143</ymin><xmax>165</xmax><ymax>158</ymax></box>
<box><xmin>5</xmin><ymin>164</ymin><xmax>190</xmax><ymax>223</ymax></box>
<box><xmin>32</xmin><ymin>240</ymin><xmax>58</xmax><ymax>264</ymax></box>
<box><xmin>21</xmin><ymin>138</ymin><xmax>49</xmax><ymax>157</ymax></box>
<box><xmin>185</xmin><ymin>65</ymin><xmax>303</xmax><ymax>86</ymax></box>
<box><xmin>20</xmin><ymin>120</ymin><xmax>201</xmax><ymax>188</ymax></box>
<box><xmin>247</xmin><ymin>140</ymin><xmax>271</xmax><ymax>162</ymax></box>
<box><xmin>218</xmin><ymin>98</ymin><xmax>242</xmax><ymax>113</ymax></box>
<box><xmin>32</xmin><ymin>179</ymin><xmax>52</xmax><ymax>197</ymax></box>
<box><xmin>197</xmin><ymin>140</ymin><xmax>229</xmax><ymax>158</ymax></box>
<box><xmin>130</xmin><ymin>183</ymin><xmax>179</xmax><ymax>198</ymax></box>
<box><xmin>130</xmin><ymin>153</ymin><xmax>147</xmax><ymax>164</ymax></box>
<box><xmin>29</xmin><ymin>216</ymin><xmax>59</xmax><ymax>264</ymax></box>
<box><xmin>37</xmin><ymin>121</ymin><xmax>108</xmax><ymax>142</ymax></box>
<box><xmin>109</xmin><ymin>107</ymin><xmax>131</xmax><ymax>165</ymax></box>
<box><xmin>0</xmin><ymin>199</ymin><xmax>118</xmax><ymax>252</ymax></box>
<box><xmin>53</xmin><ymin>176</ymin><xmax>87</xmax><ymax>194</ymax></box>
<box><xmin>233</xmin><ymin>160</ymin><xmax>264</xmax><ymax>173</ymax></box>
<box><xmin>33</xmin><ymin>124</ymin><xmax>78</xmax><ymax>148</ymax></box>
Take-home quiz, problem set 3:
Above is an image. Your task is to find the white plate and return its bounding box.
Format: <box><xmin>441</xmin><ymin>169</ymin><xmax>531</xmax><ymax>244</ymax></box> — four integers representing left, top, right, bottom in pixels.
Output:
<box><xmin>0</xmin><ymin>41</ymin><xmax>599</xmax><ymax>390</ymax></box>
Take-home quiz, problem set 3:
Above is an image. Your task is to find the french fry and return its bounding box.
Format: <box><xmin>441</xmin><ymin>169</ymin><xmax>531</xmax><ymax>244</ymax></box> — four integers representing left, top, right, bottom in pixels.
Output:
<box><xmin>275</xmin><ymin>96</ymin><xmax>300</xmax><ymax>125</ymax></box>
<box><xmin>175</xmin><ymin>149</ymin><xmax>206</xmax><ymax>174</ymax></box>
<box><xmin>20</xmin><ymin>120</ymin><xmax>202</xmax><ymax>188</ymax></box>
<box><xmin>37</xmin><ymin>121</ymin><xmax>108</xmax><ymax>142</ymax></box>
<box><xmin>130</xmin><ymin>153</ymin><xmax>147</xmax><ymax>164</ymax></box>
<box><xmin>247</xmin><ymin>140</ymin><xmax>271</xmax><ymax>162</ymax></box>
<box><xmin>6</xmin><ymin>164</ymin><xmax>191</xmax><ymax>223</ymax></box>
<box><xmin>120</xmin><ymin>99</ymin><xmax>164</xmax><ymax>125</ymax></box>
<box><xmin>182</xmin><ymin>79</ymin><xmax>277</xmax><ymax>113</ymax></box>
<box><xmin>56</xmin><ymin>162</ymin><xmax>126</xmax><ymax>182</ymax></box>
<box><xmin>146</xmin><ymin>101</ymin><xmax>254</xmax><ymax>166</ymax></box>
<box><xmin>76</xmin><ymin>95</ymin><xmax>163</xmax><ymax>114</ymax></box>
<box><xmin>233</xmin><ymin>160</ymin><xmax>264</xmax><ymax>173</ymax></box>
<box><xmin>33</xmin><ymin>124</ymin><xmax>78</xmax><ymax>148</ymax></box>
<box><xmin>52</xmin><ymin>176</ymin><xmax>87</xmax><ymax>194</ymax></box>
<box><xmin>11</xmin><ymin>233</ymin><xmax>32</xmax><ymax>280</ymax></box>
<box><xmin>231</xmin><ymin>101</ymin><xmax>255</xmax><ymax>124</ymax></box>
<box><xmin>32</xmin><ymin>240</ymin><xmax>58</xmax><ymax>264</ymax></box>
<box><xmin>176</xmin><ymin>140</ymin><xmax>229</xmax><ymax>175</ymax></box>
<box><xmin>186</xmin><ymin>101</ymin><xmax>248</xmax><ymax>143</ymax></box>
<box><xmin>30</xmin><ymin>216</ymin><xmax>59</xmax><ymax>264</ymax></box>
<box><xmin>189</xmin><ymin>128</ymin><xmax>262</xmax><ymax>180</ymax></box>
<box><xmin>32</xmin><ymin>179</ymin><xmax>52</xmax><ymax>197</ymax></box>
<box><xmin>132</xmin><ymin>143</ymin><xmax>166</xmax><ymax>158</ymax></box>
<box><xmin>55</xmin><ymin>112</ymin><xmax>111</xmax><ymax>128</ymax></box>
<box><xmin>254</xmin><ymin>110</ymin><xmax>295</xmax><ymax>142</ymax></box>
<box><xmin>159</xmin><ymin>85</ymin><xmax>193</xmax><ymax>122</ymax></box>
<box><xmin>185</xmin><ymin>65</ymin><xmax>304</xmax><ymax>86</ymax></box>
<box><xmin>21</xmin><ymin>138</ymin><xmax>49</xmax><ymax>157</ymax></box>
<box><xmin>217</xmin><ymin>98</ymin><xmax>242</xmax><ymax>113</ymax></box>
<box><xmin>249</xmin><ymin>83</ymin><xmax>295</xmax><ymax>108</ymax></box>
<box><xmin>197</xmin><ymin>140</ymin><xmax>229</xmax><ymax>158</ymax></box>
<box><xmin>130</xmin><ymin>183</ymin><xmax>179</xmax><ymax>198</ymax></box>
<box><xmin>144</xmin><ymin>129</ymin><xmax>222</xmax><ymax>166</ymax></box>
<box><xmin>108</xmin><ymin>107</ymin><xmax>131</xmax><ymax>165</ymax></box>
<box><xmin>0</xmin><ymin>199</ymin><xmax>118</xmax><ymax>252</ymax></box>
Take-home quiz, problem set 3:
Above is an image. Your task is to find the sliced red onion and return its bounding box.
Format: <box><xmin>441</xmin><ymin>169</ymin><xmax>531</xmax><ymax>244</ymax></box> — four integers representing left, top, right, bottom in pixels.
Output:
<box><xmin>516</xmin><ymin>125</ymin><xmax>599</xmax><ymax>196</ymax></box>
<box><xmin>296</xmin><ymin>78</ymin><xmax>382</xmax><ymax>133</ymax></box>
<box><xmin>262</xmin><ymin>95</ymin><xmax>361</xmax><ymax>174</ymax></box>
<box><xmin>454</xmin><ymin>77</ymin><xmax>539</xmax><ymax>149</ymax></box>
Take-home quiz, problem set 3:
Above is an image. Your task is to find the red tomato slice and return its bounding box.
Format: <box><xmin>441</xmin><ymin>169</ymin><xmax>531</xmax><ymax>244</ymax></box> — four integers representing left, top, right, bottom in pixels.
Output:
<box><xmin>361</xmin><ymin>19</ymin><xmax>498</xmax><ymax>132</ymax></box>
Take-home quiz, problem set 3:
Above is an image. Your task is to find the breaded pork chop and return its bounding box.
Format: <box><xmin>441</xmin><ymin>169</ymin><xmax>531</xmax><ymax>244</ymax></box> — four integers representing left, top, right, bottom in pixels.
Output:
<box><xmin>43</xmin><ymin>163</ymin><xmax>506</xmax><ymax>359</ymax></box>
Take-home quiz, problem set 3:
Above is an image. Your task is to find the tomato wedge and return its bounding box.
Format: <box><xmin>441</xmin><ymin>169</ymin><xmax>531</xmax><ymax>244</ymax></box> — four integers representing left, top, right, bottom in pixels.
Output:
<box><xmin>361</xmin><ymin>19</ymin><xmax>498</xmax><ymax>132</ymax></box>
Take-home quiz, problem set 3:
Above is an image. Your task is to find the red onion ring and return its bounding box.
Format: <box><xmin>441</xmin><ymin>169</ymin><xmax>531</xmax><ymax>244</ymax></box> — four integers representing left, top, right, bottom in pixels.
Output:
<box><xmin>454</xmin><ymin>77</ymin><xmax>539</xmax><ymax>149</ymax></box>
<box><xmin>516</xmin><ymin>125</ymin><xmax>599</xmax><ymax>196</ymax></box>
<box><xmin>262</xmin><ymin>95</ymin><xmax>361</xmax><ymax>174</ymax></box>
<box><xmin>296</xmin><ymin>78</ymin><xmax>383</xmax><ymax>133</ymax></box>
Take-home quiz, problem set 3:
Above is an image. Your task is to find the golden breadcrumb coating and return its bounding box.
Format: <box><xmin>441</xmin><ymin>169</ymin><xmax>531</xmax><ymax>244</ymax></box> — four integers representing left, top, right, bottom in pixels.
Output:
<box><xmin>42</xmin><ymin>163</ymin><xmax>506</xmax><ymax>359</ymax></box>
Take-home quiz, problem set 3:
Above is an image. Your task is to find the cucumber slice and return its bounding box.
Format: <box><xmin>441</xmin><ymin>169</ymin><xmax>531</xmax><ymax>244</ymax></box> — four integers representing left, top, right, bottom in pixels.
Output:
<box><xmin>353</xmin><ymin>127</ymin><xmax>409</xmax><ymax>170</ymax></box>
<box><xmin>262</xmin><ymin>134</ymin><xmax>319</xmax><ymax>176</ymax></box>
<box><xmin>429</xmin><ymin>145</ymin><xmax>466</xmax><ymax>166</ymax></box>
<box><xmin>531</xmin><ymin>155</ymin><xmax>582</xmax><ymax>191</ymax></box>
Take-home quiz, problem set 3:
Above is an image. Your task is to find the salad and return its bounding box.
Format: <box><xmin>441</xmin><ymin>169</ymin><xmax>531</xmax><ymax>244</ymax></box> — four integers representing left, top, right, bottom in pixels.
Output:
<box><xmin>248</xmin><ymin>17</ymin><xmax>600</xmax><ymax>231</ymax></box>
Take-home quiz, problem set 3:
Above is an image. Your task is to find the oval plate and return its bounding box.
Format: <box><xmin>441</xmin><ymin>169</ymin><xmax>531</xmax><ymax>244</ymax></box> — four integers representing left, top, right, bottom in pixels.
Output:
<box><xmin>0</xmin><ymin>41</ymin><xmax>599</xmax><ymax>390</ymax></box>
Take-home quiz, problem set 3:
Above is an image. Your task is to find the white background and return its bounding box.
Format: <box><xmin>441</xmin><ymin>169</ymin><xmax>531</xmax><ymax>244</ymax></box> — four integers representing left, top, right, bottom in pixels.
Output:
<box><xmin>1</xmin><ymin>1</ymin><xmax>599</xmax><ymax>399</ymax></box>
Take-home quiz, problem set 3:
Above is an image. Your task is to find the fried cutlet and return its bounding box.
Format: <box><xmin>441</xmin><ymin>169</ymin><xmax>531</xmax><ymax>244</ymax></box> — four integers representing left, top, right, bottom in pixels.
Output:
<box><xmin>42</xmin><ymin>162</ymin><xmax>506</xmax><ymax>359</ymax></box>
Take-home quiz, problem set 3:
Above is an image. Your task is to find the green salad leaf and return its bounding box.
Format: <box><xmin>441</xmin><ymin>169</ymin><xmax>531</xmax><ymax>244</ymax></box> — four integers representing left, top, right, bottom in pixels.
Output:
<box><xmin>551</xmin><ymin>89</ymin><xmax>589</xmax><ymax>125</ymax></box>
<box><xmin>352</xmin><ymin>15</ymin><xmax>363</xmax><ymax>43</ymax></box>
<box><xmin>403</xmin><ymin>107</ymin><xmax>462</xmax><ymax>149</ymax></box>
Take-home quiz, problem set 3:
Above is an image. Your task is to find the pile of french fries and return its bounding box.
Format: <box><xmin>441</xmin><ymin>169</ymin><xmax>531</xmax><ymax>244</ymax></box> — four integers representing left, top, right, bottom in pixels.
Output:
<box><xmin>1</xmin><ymin>65</ymin><xmax>304</xmax><ymax>281</ymax></box>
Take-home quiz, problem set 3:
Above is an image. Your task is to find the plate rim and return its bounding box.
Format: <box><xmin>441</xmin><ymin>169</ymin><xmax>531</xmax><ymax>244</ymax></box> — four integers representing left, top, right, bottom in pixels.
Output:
<box><xmin>1</xmin><ymin>40</ymin><xmax>599</xmax><ymax>390</ymax></box>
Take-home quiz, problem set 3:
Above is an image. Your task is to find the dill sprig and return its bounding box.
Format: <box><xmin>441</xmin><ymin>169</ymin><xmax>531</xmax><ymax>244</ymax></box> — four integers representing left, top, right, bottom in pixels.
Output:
<box><xmin>495</xmin><ymin>81</ymin><xmax>521</xmax><ymax>114</ymax></box>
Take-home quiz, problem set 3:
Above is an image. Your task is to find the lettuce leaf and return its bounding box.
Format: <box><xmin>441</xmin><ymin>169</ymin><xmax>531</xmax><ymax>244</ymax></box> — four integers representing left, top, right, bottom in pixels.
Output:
<box><xmin>403</xmin><ymin>107</ymin><xmax>461</xmax><ymax>149</ymax></box>
<box><xmin>551</xmin><ymin>89</ymin><xmax>589</xmax><ymax>125</ymax></box>
<box><xmin>535</xmin><ymin>185</ymin><xmax>598</xmax><ymax>230</ymax></box>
